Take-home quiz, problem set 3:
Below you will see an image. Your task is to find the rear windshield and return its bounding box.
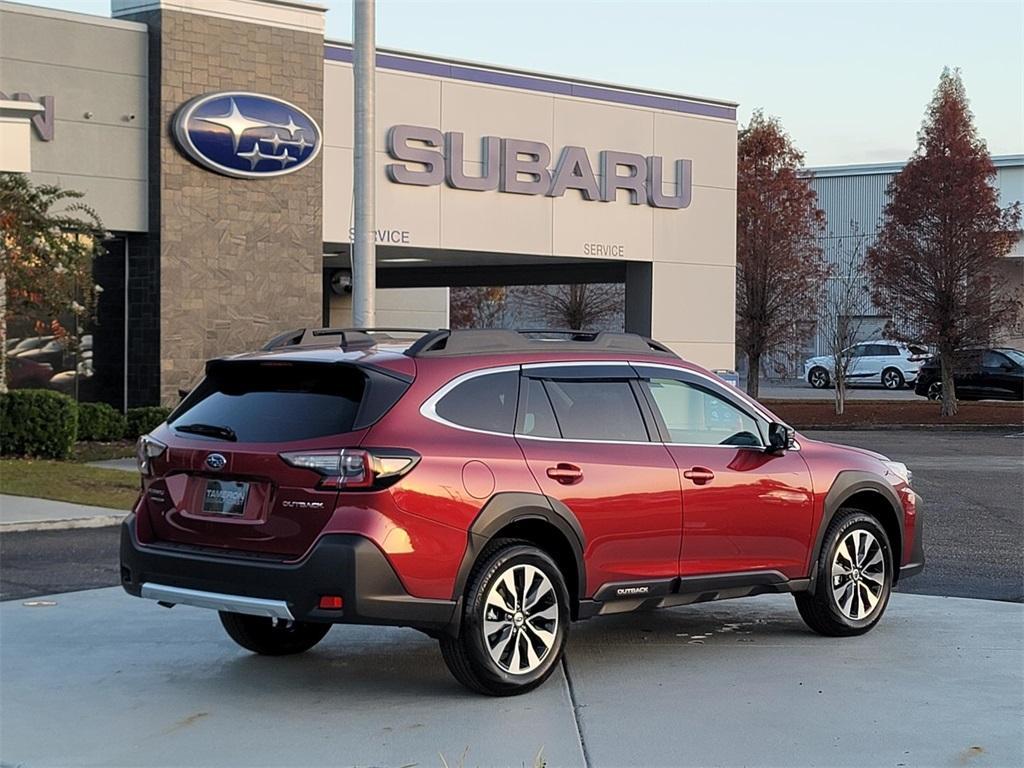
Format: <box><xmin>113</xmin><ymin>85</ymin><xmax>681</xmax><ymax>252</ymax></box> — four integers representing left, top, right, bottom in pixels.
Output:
<box><xmin>169</xmin><ymin>362</ymin><xmax>365</xmax><ymax>442</ymax></box>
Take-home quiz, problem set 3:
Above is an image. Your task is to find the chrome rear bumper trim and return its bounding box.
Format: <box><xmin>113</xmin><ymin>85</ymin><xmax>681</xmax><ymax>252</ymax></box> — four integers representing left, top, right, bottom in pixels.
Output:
<box><xmin>140</xmin><ymin>583</ymin><xmax>295</xmax><ymax>621</ymax></box>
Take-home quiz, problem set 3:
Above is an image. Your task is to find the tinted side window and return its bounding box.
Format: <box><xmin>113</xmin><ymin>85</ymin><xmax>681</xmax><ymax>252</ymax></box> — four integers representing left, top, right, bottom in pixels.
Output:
<box><xmin>435</xmin><ymin>370</ymin><xmax>518</xmax><ymax>434</ymax></box>
<box><xmin>645</xmin><ymin>378</ymin><xmax>763</xmax><ymax>447</ymax></box>
<box><xmin>542</xmin><ymin>379</ymin><xmax>649</xmax><ymax>442</ymax></box>
<box><xmin>982</xmin><ymin>351</ymin><xmax>1009</xmax><ymax>369</ymax></box>
<box><xmin>878</xmin><ymin>345</ymin><xmax>899</xmax><ymax>356</ymax></box>
<box><xmin>847</xmin><ymin>345</ymin><xmax>866</xmax><ymax>358</ymax></box>
<box><xmin>519</xmin><ymin>377</ymin><xmax>560</xmax><ymax>438</ymax></box>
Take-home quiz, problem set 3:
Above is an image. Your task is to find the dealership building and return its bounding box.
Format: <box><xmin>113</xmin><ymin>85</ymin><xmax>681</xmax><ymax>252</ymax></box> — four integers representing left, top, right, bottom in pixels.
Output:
<box><xmin>1</xmin><ymin>0</ymin><xmax>740</xmax><ymax>407</ymax></box>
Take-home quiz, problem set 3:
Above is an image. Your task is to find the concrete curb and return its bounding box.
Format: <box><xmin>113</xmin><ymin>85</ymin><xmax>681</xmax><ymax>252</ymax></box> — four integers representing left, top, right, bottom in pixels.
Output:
<box><xmin>1</xmin><ymin>494</ymin><xmax>129</xmax><ymax>533</ymax></box>
<box><xmin>1</xmin><ymin>513</ymin><xmax>127</xmax><ymax>533</ymax></box>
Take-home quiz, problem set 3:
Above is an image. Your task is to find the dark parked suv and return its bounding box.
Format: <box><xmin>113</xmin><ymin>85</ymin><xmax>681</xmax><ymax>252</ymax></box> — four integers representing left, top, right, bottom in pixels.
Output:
<box><xmin>914</xmin><ymin>347</ymin><xmax>1024</xmax><ymax>401</ymax></box>
<box><xmin>121</xmin><ymin>328</ymin><xmax>923</xmax><ymax>695</ymax></box>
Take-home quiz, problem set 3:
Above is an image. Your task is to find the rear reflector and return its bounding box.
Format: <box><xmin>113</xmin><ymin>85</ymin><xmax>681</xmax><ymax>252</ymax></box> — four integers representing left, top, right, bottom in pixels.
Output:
<box><xmin>319</xmin><ymin>595</ymin><xmax>344</xmax><ymax>610</ymax></box>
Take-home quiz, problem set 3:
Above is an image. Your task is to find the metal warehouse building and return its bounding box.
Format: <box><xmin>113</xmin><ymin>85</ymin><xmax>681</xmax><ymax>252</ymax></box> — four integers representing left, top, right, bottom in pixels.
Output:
<box><xmin>1</xmin><ymin>0</ymin><xmax>739</xmax><ymax>408</ymax></box>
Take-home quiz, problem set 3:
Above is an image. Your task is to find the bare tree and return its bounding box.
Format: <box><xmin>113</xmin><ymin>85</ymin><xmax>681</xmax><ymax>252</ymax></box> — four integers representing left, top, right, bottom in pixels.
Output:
<box><xmin>820</xmin><ymin>227</ymin><xmax>871</xmax><ymax>415</ymax></box>
<box><xmin>449</xmin><ymin>286</ymin><xmax>508</xmax><ymax>329</ymax></box>
<box><xmin>521</xmin><ymin>283</ymin><xmax>624</xmax><ymax>330</ymax></box>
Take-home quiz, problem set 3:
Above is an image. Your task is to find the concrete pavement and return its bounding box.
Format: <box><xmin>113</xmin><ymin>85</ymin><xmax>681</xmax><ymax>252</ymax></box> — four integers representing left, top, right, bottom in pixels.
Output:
<box><xmin>1</xmin><ymin>588</ymin><xmax>1020</xmax><ymax>768</ymax></box>
<box><xmin>0</xmin><ymin>494</ymin><xmax>127</xmax><ymax>532</ymax></box>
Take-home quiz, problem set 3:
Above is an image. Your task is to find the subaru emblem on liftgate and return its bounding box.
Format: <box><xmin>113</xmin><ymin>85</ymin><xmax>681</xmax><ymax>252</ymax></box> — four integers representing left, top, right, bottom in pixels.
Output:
<box><xmin>205</xmin><ymin>453</ymin><xmax>227</xmax><ymax>471</ymax></box>
<box><xmin>173</xmin><ymin>92</ymin><xmax>321</xmax><ymax>179</ymax></box>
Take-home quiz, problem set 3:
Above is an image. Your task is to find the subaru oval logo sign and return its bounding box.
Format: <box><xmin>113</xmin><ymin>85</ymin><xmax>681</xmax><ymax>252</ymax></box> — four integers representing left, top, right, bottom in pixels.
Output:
<box><xmin>205</xmin><ymin>453</ymin><xmax>227</xmax><ymax>471</ymax></box>
<box><xmin>173</xmin><ymin>92</ymin><xmax>321</xmax><ymax>179</ymax></box>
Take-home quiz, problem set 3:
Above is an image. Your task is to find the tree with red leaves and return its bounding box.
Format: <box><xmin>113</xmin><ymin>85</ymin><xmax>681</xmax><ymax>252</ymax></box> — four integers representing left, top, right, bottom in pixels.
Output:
<box><xmin>736</xmin><ymin>110</ymin><xmax>826</xmax><ymax>398</ymax></box>
<box><xmin>866</xmin><ymin>69</ymin><xmax>1021</xmax><ymax>416</ymax></box>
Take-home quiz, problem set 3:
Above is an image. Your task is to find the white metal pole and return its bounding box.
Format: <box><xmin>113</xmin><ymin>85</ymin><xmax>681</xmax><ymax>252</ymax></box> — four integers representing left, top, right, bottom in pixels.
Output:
<box><xmin>351</xmin><ymin>0</ymin><xmax>376</xmax><ymax>327</ymax></box>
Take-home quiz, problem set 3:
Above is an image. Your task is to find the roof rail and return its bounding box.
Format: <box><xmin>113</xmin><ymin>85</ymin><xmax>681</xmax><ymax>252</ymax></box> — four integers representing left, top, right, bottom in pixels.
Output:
<box><xmin>406</xmin><ymin>329</ymin><xmax>678</xmax><ymax>357</ymax></box>
<box><xmin>263</xmin><ymin>327</ymin><xmax>437</xmax><ymax>351</ymax></box>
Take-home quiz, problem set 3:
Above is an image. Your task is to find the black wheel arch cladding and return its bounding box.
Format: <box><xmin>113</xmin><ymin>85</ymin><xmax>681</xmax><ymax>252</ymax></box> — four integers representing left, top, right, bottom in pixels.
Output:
<box><xmin>451</xmin><ymin>492</ymin><xmax>587</xmax><ymax>624</ymax></box>
<box><xmin>808</xmin><ymin>471</ymin><xmax>905</xmax><ymax>594</ymax></box>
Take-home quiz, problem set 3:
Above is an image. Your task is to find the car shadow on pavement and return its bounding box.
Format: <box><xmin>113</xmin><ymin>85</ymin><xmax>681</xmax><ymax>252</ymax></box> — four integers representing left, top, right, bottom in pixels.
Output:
<box><xmin>178</xmin><ymin>601</ymin><xmax>820</xmax><ymax>700</ymax></box>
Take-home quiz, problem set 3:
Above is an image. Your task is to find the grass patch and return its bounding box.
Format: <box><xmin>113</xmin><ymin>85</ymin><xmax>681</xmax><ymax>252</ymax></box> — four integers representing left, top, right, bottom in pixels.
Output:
<box><xmin>0</xmin><ymin>458</ymin><xmax>139</xmax><ymax>510</ymax></box>
<box><xmin>71</xmin><ymin>440</ymin><xmax>135</xmax><ymax>463</ymax></box>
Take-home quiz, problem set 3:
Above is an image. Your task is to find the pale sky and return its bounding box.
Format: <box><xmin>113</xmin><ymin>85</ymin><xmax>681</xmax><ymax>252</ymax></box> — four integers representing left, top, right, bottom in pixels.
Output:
<box><xmin>26</xmin><ymin>0</ymin><xmax>1024</xmax><ymax>166</ymax></box>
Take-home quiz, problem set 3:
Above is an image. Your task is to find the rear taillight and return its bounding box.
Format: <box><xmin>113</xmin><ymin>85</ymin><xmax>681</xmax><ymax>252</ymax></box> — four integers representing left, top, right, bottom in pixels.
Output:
<box><xmin>279</xmin><ymin>448</ymin><xmax>419</xmax><ymax>490</ymax></box>
<box><xmin>136</xmin><ymin>434</ymin><xmax>167</xmax><ymax>476</ymax></box>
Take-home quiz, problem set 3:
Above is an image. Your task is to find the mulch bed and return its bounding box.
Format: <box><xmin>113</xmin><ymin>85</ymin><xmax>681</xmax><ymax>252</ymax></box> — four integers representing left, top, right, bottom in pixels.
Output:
<box><xmin>761</xmin><ymin>399</ymin><xmax>1024</xmax><ymax>428</ymax></box>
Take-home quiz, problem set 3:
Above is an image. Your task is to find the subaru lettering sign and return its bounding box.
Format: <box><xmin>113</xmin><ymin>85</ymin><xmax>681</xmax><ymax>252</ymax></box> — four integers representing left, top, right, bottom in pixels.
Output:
<box><xmin>173</xmin><ymin>92</ymin><xmax>321</xmax><ymax>179</ymax></box>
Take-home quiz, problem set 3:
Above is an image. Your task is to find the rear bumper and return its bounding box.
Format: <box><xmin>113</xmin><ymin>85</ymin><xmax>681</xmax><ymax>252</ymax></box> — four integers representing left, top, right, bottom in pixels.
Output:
<box><xmin>120</xmin><ymin>514</ymin><xmax>456</xmax><ymax>632</ymax></box>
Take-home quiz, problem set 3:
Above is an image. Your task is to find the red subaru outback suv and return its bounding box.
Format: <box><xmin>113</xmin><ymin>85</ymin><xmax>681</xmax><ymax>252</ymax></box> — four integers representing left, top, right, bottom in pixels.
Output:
<box><xmin>121</xmin><ymin>328</ymin><xmax>923</xmax><ymax>695</ymax></box>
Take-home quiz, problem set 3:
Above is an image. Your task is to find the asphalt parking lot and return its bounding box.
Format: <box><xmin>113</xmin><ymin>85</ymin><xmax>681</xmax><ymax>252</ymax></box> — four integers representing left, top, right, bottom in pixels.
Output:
<box><xmin>806</xmin><ymin>428</ymin><xmax>1024</xmax><ymax>602</ymax></box>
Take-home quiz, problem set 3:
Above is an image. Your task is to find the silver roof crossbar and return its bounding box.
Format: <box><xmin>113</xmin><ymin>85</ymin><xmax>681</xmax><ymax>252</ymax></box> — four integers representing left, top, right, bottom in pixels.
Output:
<box><xmin>262</xmin><ymin>327</ymin><xmax>437</xmax><ymax>351</ymax></box>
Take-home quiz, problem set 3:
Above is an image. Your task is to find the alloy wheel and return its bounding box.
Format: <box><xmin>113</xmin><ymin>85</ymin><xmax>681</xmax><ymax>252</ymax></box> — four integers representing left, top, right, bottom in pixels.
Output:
<box><xmin>482</xmin><ymin>563</ymin><xmax>559</xmax><ymax>675</ymax></box>
<box><xmin>831</xmin><ymin>529</ymin><xmax>886</xmax><ymax>620</ymax></box>
<box><xmin>810</xmin><ymin>368</ymin><xmax>828</xmax><ymax>388</ymax></box>
<box><xmin>882</xmin><ymin>369</ymin><xmax>902</xmax><ymax>389</ymax></box>
<box><xmin>927</xmin><ymin>382</ymin><xmax>942</xmax><ymax>400</ymax></box>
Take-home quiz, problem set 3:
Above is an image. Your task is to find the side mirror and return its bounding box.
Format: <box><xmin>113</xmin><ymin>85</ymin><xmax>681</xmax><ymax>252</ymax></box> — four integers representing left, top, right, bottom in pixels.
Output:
<box><xmin>767</xmin><ymin>422</ymin><xmax>796</xmax><ymax>452</ymax></box>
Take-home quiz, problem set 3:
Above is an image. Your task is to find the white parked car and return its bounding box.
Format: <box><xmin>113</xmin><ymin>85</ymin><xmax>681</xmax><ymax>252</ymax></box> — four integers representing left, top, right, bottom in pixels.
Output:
<box><xmin>804</xmin><ymin>341</ymin><xmax>930</xmax><ymax>390</ymax></box>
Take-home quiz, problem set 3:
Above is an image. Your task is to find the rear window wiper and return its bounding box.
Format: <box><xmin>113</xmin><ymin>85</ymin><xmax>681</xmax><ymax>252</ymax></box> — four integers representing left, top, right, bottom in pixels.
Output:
<box><xmin>174</xmin><ymin>423</ymin><xmax>238</xmax><ymax>442</ymax></box>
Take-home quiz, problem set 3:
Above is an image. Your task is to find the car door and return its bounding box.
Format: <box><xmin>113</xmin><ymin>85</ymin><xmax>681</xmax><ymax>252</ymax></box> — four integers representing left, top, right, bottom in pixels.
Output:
<box><xmin>514</xmin><ymin>364</ymin><xmax>683</xmax><ymax>597</ymax></box>
<box><xmin>633</xmin><ymin>365</ymin><xmax>814</xmax><ymax>580</ymax></box>
<box><xmin>856</xmin><ymin>343</ymin><xmax>886</xmax><ymax>384</ymax></box>
<box><xmin>953</xmin><ymin>350</ymin><xmax>984</xmax><ymax>398</ymax></box>
<box><xmin>981</xmin><ymin>350</ymin><xmax>1019</xmax><ymax>399</ymax></box>
<box><xmin>843</xmin><ymin>343</ymin><xmax>868</xmax><ymax>382</ymax></box>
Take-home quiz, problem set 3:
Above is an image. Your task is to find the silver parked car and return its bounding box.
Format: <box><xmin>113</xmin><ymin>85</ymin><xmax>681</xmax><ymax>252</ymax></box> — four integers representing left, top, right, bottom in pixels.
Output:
<box><xmin>804</xmin><ymin>341</ymin><xmax>930</xmax><ymax>390</ymax></box>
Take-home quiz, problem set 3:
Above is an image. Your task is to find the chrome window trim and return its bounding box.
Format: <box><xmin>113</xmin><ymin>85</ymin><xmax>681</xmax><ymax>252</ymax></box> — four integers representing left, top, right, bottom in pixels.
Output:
<box><xmin>514</xmin><ymin>432</ymin><xmax>656</xmax><ymax>447</ymax></box>
<box><xmin>420</xmin><ymin>360</ymin><xmax>800</xmax><ymax>451</ymax></box>
<box><xmin>419</xmin><ymin>364</ymin><xmax>522</xmax><ymax>438</ymax></box>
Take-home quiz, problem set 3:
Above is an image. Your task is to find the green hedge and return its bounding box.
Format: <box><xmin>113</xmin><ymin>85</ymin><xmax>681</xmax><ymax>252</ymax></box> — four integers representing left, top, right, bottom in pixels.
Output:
<box><xmin>0</xmin><ymin>389</ymin><xmax>78</xmax><ymax>459</ymax></box>
<box><xmin>78</xmin><ymin>402</ymin><xmax>128</xmax><ymax>442</ymax></box>
<box><xmin>124</xmin><ymin>406</ymin><xmax>172</xmax><ymax>439</ymax></box>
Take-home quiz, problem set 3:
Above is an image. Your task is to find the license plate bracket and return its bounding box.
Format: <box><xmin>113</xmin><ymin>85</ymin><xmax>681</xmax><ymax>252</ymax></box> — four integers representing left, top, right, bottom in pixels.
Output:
<box><xmin>202</xmin><ymin>480</ymin><xmax>250</xmax><ymax>517</ymax></box>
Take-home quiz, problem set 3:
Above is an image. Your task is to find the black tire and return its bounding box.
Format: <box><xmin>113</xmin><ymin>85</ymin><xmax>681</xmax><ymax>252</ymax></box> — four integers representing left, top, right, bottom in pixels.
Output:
<box><xmin>219</xmin><ymin>612</ymin><xmax>331</xmax><ymax>656</ymax></box>
<box><xmin>881</xmin><ymin>367</ymin><xmax>905</xmax><ymax>390</ymax></box>
<box><xmin>926</xmin><ymin>381</ymin><xmax>942</xmax><ymax>401</ymax></box>
<box><xmin>808</xmin><ymin>367</ymin><xmax>830</xmax><ymax>389</ymax></box>
<box><xmin>439</xmin><ymin>539</ymin><xmax>570</xmax><ymax>696</ymax></box>
<box><xmin>795</xmin><ymin>509</ymin><xmax>893</xmax><ymax>637</ymax></box>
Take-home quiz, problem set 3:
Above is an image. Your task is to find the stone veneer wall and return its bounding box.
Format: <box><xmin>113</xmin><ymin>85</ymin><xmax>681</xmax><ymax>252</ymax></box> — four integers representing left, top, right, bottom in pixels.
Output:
<box><xmin>124</xmin><ymin>8</ymin><xmax>324</xmax><ymax>404</ymax></box>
